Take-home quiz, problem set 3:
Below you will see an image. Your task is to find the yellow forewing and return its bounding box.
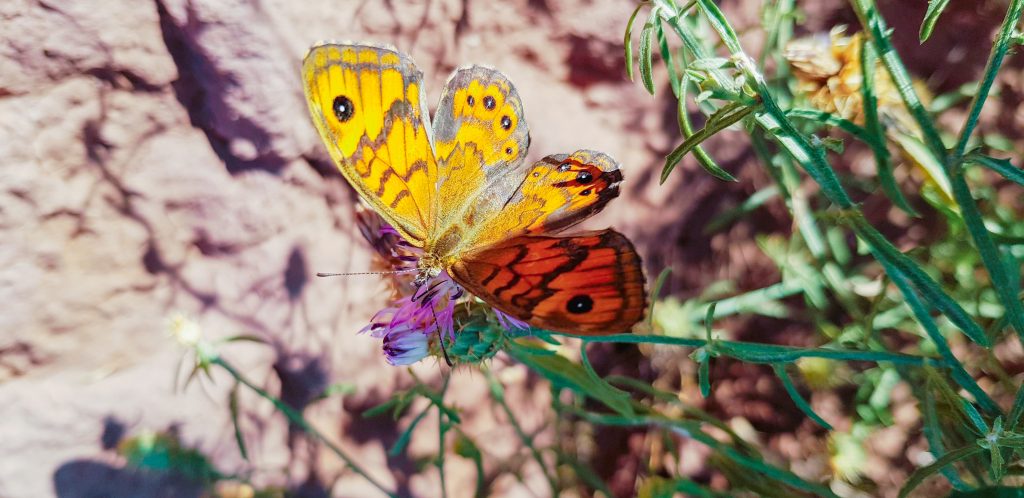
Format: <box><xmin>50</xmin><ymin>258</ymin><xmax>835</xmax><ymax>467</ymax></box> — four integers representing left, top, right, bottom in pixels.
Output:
<box><xmin>302</xmin><ymin>43</ymin><xmax>437</xmax><ymax>244</ymax></box>
<box><xmin>428</xmin><ymin>66</ymin><xmax>531</xmax><ymax>254</ymax></box>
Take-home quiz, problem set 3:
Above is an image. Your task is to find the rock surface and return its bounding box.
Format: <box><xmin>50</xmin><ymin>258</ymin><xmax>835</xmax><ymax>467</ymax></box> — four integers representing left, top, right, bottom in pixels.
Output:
<box><xmin>1</xmin><ymin>0</ymin><xmax>742</xmax><ymax>496</ymax></box>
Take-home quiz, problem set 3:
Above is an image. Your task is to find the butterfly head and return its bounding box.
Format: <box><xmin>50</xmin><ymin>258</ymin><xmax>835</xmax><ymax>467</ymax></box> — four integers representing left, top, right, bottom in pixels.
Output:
<box><xmin>413</xmin><ymin>252</ymin><xmax>445</xmax><ymax>287</ymax></box>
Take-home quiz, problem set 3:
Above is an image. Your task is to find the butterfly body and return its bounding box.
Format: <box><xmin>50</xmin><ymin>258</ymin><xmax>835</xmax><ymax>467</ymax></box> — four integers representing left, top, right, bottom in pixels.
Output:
<box><xmin>303</xmin><ymin>42</ymin><xmax>646</xmax><ymax>335</ymax></box>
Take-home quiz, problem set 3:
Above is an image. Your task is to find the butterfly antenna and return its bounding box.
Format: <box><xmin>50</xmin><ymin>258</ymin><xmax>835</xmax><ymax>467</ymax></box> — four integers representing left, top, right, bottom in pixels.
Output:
<box><xmin>431</xmin><ymin>306</ymin><xmax>454</xmax><ymax>368</ymax></box>
<box><xmin>316</xmin><ymin>268</ymin><xmax>419</xmax><ymax>277</ymax></box>
<box><xmin>438</xmin><ymin>333</ymin><xmax>453</xmax><ymax>368</ymax></box>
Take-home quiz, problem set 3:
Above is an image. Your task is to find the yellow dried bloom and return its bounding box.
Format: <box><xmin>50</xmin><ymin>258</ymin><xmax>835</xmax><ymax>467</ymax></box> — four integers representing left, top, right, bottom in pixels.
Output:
<box><xmin>785</xmin><ymin>27</ymin><xmax>920</xmax><ymax>134</ymax></box>
<box><xmin>785</xmin><ymin>27</ymin><xmax>953</xmax><ymax>205</ymax></box>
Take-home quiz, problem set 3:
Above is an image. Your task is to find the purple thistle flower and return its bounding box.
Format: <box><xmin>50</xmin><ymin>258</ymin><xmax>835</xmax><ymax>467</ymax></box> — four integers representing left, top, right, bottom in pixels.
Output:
<box><xmin>494</xmin><ymin>308</ymin><xmax>530</xmax><ymax>332</ymax></box>
<box><xmin>356</xmin><ymin>208</ymin><xmax>520</xmax><ymax>365</ymax></box>
<box><xmin>362</xmin><ymin>274</ymin><xmax>462</xmax><ymax>365</ymax></box>
<box><xmin>379</xmin><ymin>324</ymin><xmax>429</xmax><ymax>366</ymax></box>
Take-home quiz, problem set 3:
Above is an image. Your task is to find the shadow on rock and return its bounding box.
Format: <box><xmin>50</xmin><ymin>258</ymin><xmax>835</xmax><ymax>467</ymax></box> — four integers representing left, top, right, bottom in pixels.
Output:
<box><xmin>53</xmin><ymin>460</ymin><xmax>203</xmax><ymax>498</ymax></box>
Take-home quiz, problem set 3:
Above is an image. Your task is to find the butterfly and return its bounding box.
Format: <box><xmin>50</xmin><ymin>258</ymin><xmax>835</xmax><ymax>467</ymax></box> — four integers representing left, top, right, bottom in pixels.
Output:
<box><xmin>302</xmin><ymin>42</ymin><xmax>646</xmax><ymax>335</ymax></box>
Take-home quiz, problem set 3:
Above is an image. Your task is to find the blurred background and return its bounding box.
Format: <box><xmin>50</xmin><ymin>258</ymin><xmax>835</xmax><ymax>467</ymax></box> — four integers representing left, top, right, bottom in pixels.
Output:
<box><xmin>1</xmin><ymin>0</ymin><xmax>1018</xmax><ymax>496</ymax></box>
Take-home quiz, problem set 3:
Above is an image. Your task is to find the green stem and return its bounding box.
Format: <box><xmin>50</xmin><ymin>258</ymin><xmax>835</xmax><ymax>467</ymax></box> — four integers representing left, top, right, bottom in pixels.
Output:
<box><xmin>949</xmin><ymin>170</ymin><xmax>1024</xmax><ymax>341</ymax></box>
<box><xmin>563</xmin><ymin>407</ymin><xmax>840</xmax><ymax>497</ymax></box>
<box><xmin>869</xmin><ymin>252</ymin><xmax>1001</xmax><ymax>415</ymax></box>
<box><xmin>212</xmin><ymin>357</ymin><xmax>398</xmax><ymax>498</ymax></box>
<box><xmin>858</xmin><ymin>34</ymin><xmax>918</xmax><ymax>215</ymax></box>
<box><xmin>951</xmin><ymin>0</ymin><xmax>1024</xmax><ymax>161</ymax></box>
<box><xmin>438</xmin><ymin>374</ymin><xmax>451</xmax><ymax>498</ymax></box>
<box><xmin>699</xmin><ymin>280</ymin><xmax>804</xmax><ymax>318</ymax></box>
<box><xmin>850</xmin><ymin>0</ymin><xmax>947</xmax><ymax>160</ymax></box>
<box><xmin>944</xmin><ymin>0</ymin><xmax>1024</xmax><ymax>342</ymax></box>
<box><xmin>573</xmin><ymin>333</ymin><xmax>942</xmax><ymax>367</ymax></box>
<box><xmin>485</xmin><ymin>368</ymin><xmax>559</xmax><ymax>493</ymax></box>
<box><xmin>694</xmin><ymin>0</ymin><xmax>989</xmax><ymax>347</ymax></box>
<box><xmin>1009</xmin><ymin>382</ymin><xmax>1024</xmax><ymax>431</ymax></box>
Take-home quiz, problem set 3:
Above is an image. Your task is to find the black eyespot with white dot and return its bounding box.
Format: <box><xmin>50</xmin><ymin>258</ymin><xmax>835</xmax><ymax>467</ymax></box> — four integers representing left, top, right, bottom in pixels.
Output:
<box><xmin>500</xmin><ymin>115</ymin><xmax>512</xmax><ymax>130</ymax></box>
<box><xmin>333</xmin><ymin>95</ymin><xmax>354</xmax><ymax>122</ymax></box>
<box><xmin>576</xmin><ymin>171</ymin><xmax>594</xmax><ymax>184</ymax></box>
<box><xmin>566</xmin><ymin>294</ymin><xmax>594</xmax><ymax>314</ymax></box>
<box><xmin>505</xmin><ymin>147</ymin><xmax>514</xmax><ymax>155</ymax></box>
<box><xmin>467</xmin><ymin>95</ymin><xmax>475</xmax><ymax>107</ymax></box>
<box><xmin>580</xmin><ymin>188</ymin><xmax>592</xmax><ymax>196</ymax></box>
<box><xmin>558</xmin><ymin>162</ymin><xmax>572</xmax><ymax>172</ymax></box>
<box><xmin>483</xmin><ymin>95</ymin><xmax>496</xmax><ymax>110</ymax></box>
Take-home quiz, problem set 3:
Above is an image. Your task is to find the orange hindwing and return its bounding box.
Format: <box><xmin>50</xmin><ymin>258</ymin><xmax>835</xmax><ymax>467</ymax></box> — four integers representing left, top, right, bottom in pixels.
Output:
<box><xmin>450</xmin><ymin>230</ymin><xmax>646</xmax><ymax>334</ymax></box>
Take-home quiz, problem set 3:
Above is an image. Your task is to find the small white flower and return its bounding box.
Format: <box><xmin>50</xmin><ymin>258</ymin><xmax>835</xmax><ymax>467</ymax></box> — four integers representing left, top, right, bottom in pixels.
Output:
<box><xmin>168</xmin><ymin>312</ymin><xmax>203</xmax><ymax>348</ymax></box>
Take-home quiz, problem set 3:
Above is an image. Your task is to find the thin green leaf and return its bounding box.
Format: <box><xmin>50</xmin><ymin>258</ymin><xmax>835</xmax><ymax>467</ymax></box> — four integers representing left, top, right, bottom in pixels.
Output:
<box><xmin>487</xmin><ymin>369</ymin><xmax>559</xmax><ymax>493</ymax></box>
<box><xmin>624</xmin><ymin>2</ymin><xmax>648</xmax><ymax>82</ymax></box>
<box><xmin>917</xmin><ymin>372</ymin><xmax>971</xmax><ymax>489</ymax></box>
<box><xmin>566</xmin><ymin>332</ymin><xmax>939</xmax><ymax>367</ymax></box>
<box><xmin>662</xmin><ymin>102</ymin><xmax>759</xmax><ymax>183</ymax></box>
<box><xmin>388</xmin><ymin>404</ymin><xmax>430</xmax><ymax>457</ymax></box>
<box><xmin>211</xmin><ymin>357</ymin><xmax>399</xmax><ymax>497</ymax></box>
<box><xmin>657</xmin><ymin>23</ymin><xmax>681</xmax><ymax>97</ymax></box>
<box><xmin>993</xmin><ymin>233</ymin><xmax>1024</xmax><ymax>246</ymax></box>
<box><xmin>699</xmin><ymin>280</ymin><xmax>799</xmax><ymax>320</ymax></box>
<box><xmin>852</xmin><ymin>0</ymin><xmax>948</xmax><ymax>160</ymax></box>
<box><xmin>753</xmin><ymin>110</ymin><xmax>854</xmax><ymax>208</ymax></box>
<box><xmin>949</xmin><ymin>169</ymin><xmax>1024</xmax><ymax>341</ymax></box>
<box><xmin>580</xmin><ymin>344</ymin><xmax>634</xmax><ymax>406</ymax></box>
<box><xmin>182</xmin><ymin>363</ymin><xmax>205</xmax><ymax>390</ymax></box>
<box><xmin>949</xmin><ymin>487</ymin><xmax>1024</xmax><ymax>498</ymax></box>
<box><xmin>452</xmin><ymin>431</ymin><xmax>488</xmax><ymax>498</ymax></box>
<box><xmin>698</xmin><ymin>354</ymin><xmax>711</xmax><ymax>397</ymax></box>
<box><xmin>221</xmin><ymin>334</ymin><xmax>268</xmax><ymax>344</ymax></box>
<box><xmin>899</xmin><ymin>445</ymin><xmax>986</xmax><ymax>498</ymax></box>
<box><xmin>951</xmin><ymin>0</ymin><xmax>1024</xmax><ymax>159</ymax></box>
<box><xmin>172</xmin><ymin>353</ymin><xmax>188</xmax><ymax>393</ymax></box>
<box><xmin>759</xmin><ymin>0</ymin><xmax>796</xmax><ymax>70</ymax></box>
<box><xmin>930</xmin><ymin>82</ymin><xmax>980</xmax><ymax>113</ymax></box>
<box><xmin>229</xmin><ymin>381</ymin><xmax>248</xmax><ymax>461</ymax></box>
<box><xmin>647</xmin><ymin>267</ymin><xmax>673</xmax><ymax>328</ymax></box>
<box><xmin>782</xmin><ymin>108</ymin><xmax>872</xmax><ymax>140</ymax></box>
<box><xmin>989</xmin><ymin>422</ymin><xmax>1006</xmax><ymax>480</ymax></box>
<box><xmin>859</xmin><ymin>36</ymin><xmax>918</xmax><ymax>215</ymax></box>
<box><xmin>773</xmin><ymin>364</ymin><xmax>833</xmax><ymax>430</ymax></box>
<box><xmin>996</xmin><ymin>436</ymin><xmax>1024</xmax><ymax>448</ymax></box>
<box><xmin>693</xmin><ymin>0</ymin><xmax>742</xmax><ymax>54</ymax></box>
<box><xmin>962</xmin><ymin>398</ymin><xmax>991</xmax><ymax>435</ymax></box>
<box><xmin>873</xmin><ymin>253</ymin><xmax>1000</xmax><ymax>414</ymax></box>
<box><xmin>362</xmin><ymin>394</ymin><xmax>405</xmax><ymax>418</ymax></box>
<box><xmin>639</xmin><ymin>16</ymin><xmax>657</xmax><ymax>95</ymax></box>
<box><xmin>566</xmin><ymin>408</ymin><xmax>839</xmax><ymax>497</ymax></box>
<box><xmin>845</xmin><ymin>213</ymin><xmax>991</xmax><ymax>348</ymax></box>
<box><xmin>676</xmin><ymin>47</ymin><xmax>733</xmax><ymax>181</ymax></box>
<box><xmin>320</xmin><ymin>382</ymin><xmax>357</xmax><ymax>400</ymax></box>
<box><xmin>557</xmin><ymin>453</ymin><xmax>616</xmax><ymax>498</ymax></box>
<box><xmin>653</xmin><ymin>0</ymin><xmax>731</xmax><ymax>84</ymax></box>
<box><xmin>507</xmin><ymin>340</ymin><xmax>634</xmax><ymax>416</ymax></box>
<box><xmin>1008</xmin><ymin>383</ymin><xmax>1024</xmax><ymax>430</ymax></box>
<box><xmin>967</xmin><ymin>153</ymin><xmax>1024</xmax><ymax>188</ymax></box>
<box><xmin>892</xmin><ymin>133</ymin><xmax>954</xmax><ymax>202</ymax></box>
<box><xmin>920</xmin><ymin>0</ymin><xmax>951</xmax><ymax>42</ymax></box>
<box><xmin>704</xmin><ymin>302</ymin><xmax>716</xmax><ymax>340</ymax></box>
<box><xmin>705</xmin><ymin>185</ymin><xmax>779</xmax><ymax>234</ymax></box>
<box><xmin>640</xmin><ymin>476</ymin><xmax>723</xmax><ymax>498</ymax></box>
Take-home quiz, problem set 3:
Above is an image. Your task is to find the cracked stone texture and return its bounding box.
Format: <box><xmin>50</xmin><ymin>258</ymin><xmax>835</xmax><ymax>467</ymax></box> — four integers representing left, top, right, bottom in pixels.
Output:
<box><xmin>0</xmin><ymin>0</ymin><xmax>773</xmax><ymax>496</ymax></box>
